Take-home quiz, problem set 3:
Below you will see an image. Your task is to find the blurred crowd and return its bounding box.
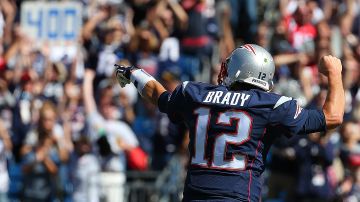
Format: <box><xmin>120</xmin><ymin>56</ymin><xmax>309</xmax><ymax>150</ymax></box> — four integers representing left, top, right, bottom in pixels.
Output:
<box><xmin>0</xmin><ymin>0</ymin><xmax>359</xmax><ymax>201</ymax></box>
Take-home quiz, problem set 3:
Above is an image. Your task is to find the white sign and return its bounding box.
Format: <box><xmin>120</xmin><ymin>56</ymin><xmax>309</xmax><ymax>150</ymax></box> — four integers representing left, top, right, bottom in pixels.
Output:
<box><xmin>20</xmin><ymin>1</ymin><xmax>82</xmax><ymax>46</ymax></box>
<box><xmin>20</xmin><ymin>1</ymin><xmax>83</xmax><ymax>61</ymax></box>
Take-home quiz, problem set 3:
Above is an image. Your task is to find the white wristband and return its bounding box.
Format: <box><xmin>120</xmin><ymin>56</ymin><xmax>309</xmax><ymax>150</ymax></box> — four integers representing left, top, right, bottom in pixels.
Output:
<box><xmin>130</xmin><ymin>69</ymin><xmax>156</xmax><ymax>96</ymax></box>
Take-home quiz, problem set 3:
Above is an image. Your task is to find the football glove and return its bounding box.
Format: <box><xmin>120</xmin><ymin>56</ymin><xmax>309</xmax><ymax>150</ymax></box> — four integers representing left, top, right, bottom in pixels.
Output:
<box><xmin>114</xmin><ymin>64</ymin><xmax>139</xmax><ymax>87</ymax></box>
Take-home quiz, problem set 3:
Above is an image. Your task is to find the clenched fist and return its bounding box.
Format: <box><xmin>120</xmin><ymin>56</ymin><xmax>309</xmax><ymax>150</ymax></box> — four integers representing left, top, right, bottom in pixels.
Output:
<box><xmin>318</xmin><ymin>55</ymin><xmax>342</xmax><ymax>76</ymax></box>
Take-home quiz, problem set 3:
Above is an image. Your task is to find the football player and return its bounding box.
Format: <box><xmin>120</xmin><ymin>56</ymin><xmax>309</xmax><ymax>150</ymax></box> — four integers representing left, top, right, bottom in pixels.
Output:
<box><xmin>115</xmin><ymin>44</ymin><xmax>344</xmax><ymax>201</ymax></box>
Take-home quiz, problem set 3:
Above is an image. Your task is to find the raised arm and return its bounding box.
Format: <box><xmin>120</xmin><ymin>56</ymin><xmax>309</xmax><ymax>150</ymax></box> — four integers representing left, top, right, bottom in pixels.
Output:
<box><xmin>114</xmin><ymin>65</ymin><xmax>166</xmax><ymax>106</ymax></box>
<box><xmin>82</xmin><ymin>10</ymin><xmax>108</xmax><ymax>40</ymax></box>
<box><xmin>318</xmin><ymin>55</ymin><xmax>345</xmax><ymax>129</ymax></box>
<box><xmin>167</xmin><ymin>0</ymin><xmax>188</xmax><ymax>30</ymax></box>
<box><xmin>0</xmin><ymin>118</ymin><xmax>12</xmax><ymax>152</ymax></box>
<box><xmin>83</xmin><ymin>69</ymin><xmax>97</xmax><ymax>114</ymax></box>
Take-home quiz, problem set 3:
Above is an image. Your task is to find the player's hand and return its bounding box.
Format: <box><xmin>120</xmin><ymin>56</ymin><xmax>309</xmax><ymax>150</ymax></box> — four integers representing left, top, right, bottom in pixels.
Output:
<box><xmin>114</xmin><ymin>64</ymin><xmax>138</xmax><ymax>87</ymax></box>
<box><xmin>318</xmin><ymin>55</ymin><xmax>342</xmax><ymax>76</ymax></box>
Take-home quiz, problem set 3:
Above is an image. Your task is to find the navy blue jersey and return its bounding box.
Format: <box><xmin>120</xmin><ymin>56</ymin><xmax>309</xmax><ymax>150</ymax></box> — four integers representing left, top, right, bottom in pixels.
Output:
<box><xmin>158</xmin><ymin>82</ymin><xmax>326</xmax><ymax>202</ymax></box>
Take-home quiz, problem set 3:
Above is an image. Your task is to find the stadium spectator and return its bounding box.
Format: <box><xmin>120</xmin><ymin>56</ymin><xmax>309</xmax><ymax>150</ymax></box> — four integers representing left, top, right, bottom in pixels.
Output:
<box><xmin>83</xmin><ymin>68</ymin><xmax>139</xmax><ymax>171</ymax></box>
<box><xmin>179</xmin><ymin>0</ymin><xmax>214</xmax><ymax>81</ymax></box>
<box><xmin>61</xmin><ymin>79</ymin><xmax>86</xmax><ymax>142</ymax></box>
<box><xmin>132</xmin><ymin>98</ymin><xmax>157</xmax><ymax>157</ymax></box>
<box><xmin>266</xmin><ymin>134</ymin><xmax>299</xmax><ymax>201</ymax></box>
<box><xmin>294</xmin><ymin>132</ymin><xmax>336</xmax><ymax>202</ymax></box>
<box><xmin>0</xmin><ymin>118</ymin><xmax>11</xmax><ymax>202</ymax></box>
<box><xmin>228</xmin><ymin>0</ymin><xmax>258</xmax><ymax>43</ymax></box>
<box><xmin>20</xmin><ymin>101</ymin><xmax>70</xmax><ymax>202</ymax></box>
<box><xmin>70</xmin><ymin>136</ymin><xmax>101</xmax><ymax>202</ymax></box>
<box><xmin>113</xmin><ymin>68</ymin><xmax>138</xmax><ymax>125</ymax></box>
<box><xmin>282</xmin><ymin>0</ymin><xmax>317</xmax><ymax>51</ymax></box>
<box><xmin>337</xmin><ymin>120</ymin><xmax>360</xmax><ymax>201</ymax></box>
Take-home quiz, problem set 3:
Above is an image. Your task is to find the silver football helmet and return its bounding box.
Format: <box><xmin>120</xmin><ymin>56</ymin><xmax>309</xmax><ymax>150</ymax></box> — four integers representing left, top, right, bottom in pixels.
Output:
<box><xmin>218</xmin><ymin>44</ymin><xmax>275</xmax><ymax>91</ymax></box>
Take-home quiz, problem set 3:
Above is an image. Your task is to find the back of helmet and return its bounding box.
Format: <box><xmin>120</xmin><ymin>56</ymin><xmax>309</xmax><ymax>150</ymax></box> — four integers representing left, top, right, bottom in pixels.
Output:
<box><xmin>220</xmin><ymin>44</ymin><xmax>275</xmax><ymax>91</ymax></box>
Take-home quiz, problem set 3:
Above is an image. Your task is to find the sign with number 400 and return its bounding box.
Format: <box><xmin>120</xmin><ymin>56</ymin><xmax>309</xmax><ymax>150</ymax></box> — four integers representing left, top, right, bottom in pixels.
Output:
<box><xmin>21</xmin><ymin>1</ymin><xmax>82</xmax><ymax>45</ymax></box>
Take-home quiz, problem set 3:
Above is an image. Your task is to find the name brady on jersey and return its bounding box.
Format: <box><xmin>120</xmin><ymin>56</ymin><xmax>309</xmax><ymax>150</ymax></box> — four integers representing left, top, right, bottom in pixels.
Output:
<box><xmin>203</xmin><ymin>91</ymin><xmax>251</xmax><ymax>106</ymax></box>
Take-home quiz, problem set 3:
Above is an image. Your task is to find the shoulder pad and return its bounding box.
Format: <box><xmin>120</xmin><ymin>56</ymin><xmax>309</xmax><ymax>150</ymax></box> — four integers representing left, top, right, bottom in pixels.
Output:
<box><xmin>273</xmin><ymin>96</ymin><xmax>292</xmax><ymax>109</ymax></box>
<box><xmin>182</xmin><ymin>81</ymin><xmax>189</xmax><ymax>96</ymax></box>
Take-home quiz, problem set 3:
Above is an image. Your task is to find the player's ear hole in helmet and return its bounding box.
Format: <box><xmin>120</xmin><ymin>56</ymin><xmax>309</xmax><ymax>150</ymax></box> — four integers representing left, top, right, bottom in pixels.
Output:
<box><xmin>218</xmin><ymin>44</ymin><xmax>275</xmax><ymax>91</ymax></box>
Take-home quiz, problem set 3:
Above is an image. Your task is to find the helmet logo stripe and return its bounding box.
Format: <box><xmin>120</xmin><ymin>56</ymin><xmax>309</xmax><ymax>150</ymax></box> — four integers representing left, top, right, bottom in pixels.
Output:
<box><xmin>240</xmin><ymin>44</ymin><xmax>256</xmax><ymax>55</ymax></box>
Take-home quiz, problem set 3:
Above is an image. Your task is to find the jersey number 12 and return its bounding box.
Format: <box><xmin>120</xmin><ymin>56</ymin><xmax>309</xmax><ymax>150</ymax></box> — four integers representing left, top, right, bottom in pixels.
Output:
<box><xmin>191</xmin><ymin>107</ymin><xmax>252</xmax><ymax>171</ymax></box>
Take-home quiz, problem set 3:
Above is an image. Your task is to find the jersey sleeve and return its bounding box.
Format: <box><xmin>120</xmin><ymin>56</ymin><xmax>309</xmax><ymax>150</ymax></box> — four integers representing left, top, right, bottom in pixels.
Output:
<box><xmin>158</xmin><ymin>82</ymin><xmax>188</xmax><ymax>123</ymax></box>
<box><xmin>268</xmin><ymin>96</ymin><xmax>326</xmax><ymax>135</ymax></box>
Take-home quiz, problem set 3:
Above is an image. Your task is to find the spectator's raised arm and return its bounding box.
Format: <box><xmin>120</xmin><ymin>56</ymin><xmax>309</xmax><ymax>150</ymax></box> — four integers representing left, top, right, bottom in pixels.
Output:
<box><xmin>217</xmin><ymin>0</ymin><xmax>234</xmax><ymax>60</ymax></box>
<box><xmin>83</xmin><ymin>69</ymin><xmax>97</xmax><ymax>114</ymax></box>
<box><xmin>0</xmin><ymin>0</ymin><xmax>16</xmax><ymax>45</ymax></box>
<box><xmin>0</xmin><ymin>118</ymin><xmax>11</xmax><ymax>152</ymax></box>
<box><xmin>82</xmin><ymin>9</ymin><xmax>109</xmax><ymax>40</ymax></box>
<box><xmin>167</xmin><ymin>0</ymin><xmax>188</xmax><ymax>30</ymax></box>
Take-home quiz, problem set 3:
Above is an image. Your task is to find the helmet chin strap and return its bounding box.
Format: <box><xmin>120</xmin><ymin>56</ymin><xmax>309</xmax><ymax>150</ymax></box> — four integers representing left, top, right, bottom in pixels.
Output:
<box><xmin>267</xmin><ymin>80</ymin><xmax>274</xmax><ymax>92</ymax></box>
